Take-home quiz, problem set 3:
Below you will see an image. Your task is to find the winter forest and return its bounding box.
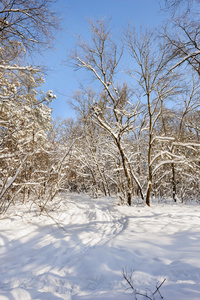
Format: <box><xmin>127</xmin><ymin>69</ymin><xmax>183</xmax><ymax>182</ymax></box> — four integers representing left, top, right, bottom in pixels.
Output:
<box><xmin>1</xmin><ymin>0</ymin><xmax>200</xmax><ymax>213</ymax></box>
<box><xmin>0</xmin><ymin>0</ymin><xmax>200</xmax><ymax>299</ymax></box>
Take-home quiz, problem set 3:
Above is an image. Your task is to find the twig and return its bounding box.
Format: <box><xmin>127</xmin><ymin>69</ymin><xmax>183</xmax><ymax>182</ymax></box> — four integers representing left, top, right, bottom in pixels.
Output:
<box><xmin>122</xmin><ymin>267</ymin><xmax>166</xmax><ymax>300</ymax></box>
<box><xmin>153</xmin><ymin>278</ymin><xmax>166</xmax><ymax>298</ymax></box>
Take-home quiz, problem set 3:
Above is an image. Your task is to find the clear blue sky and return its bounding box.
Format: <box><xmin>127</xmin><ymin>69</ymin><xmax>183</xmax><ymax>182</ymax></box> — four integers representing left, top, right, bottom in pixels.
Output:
<box><xmin>35</xmin><ymin>0</ymin><xmax>168</xmax><ymax>120</ymax></box>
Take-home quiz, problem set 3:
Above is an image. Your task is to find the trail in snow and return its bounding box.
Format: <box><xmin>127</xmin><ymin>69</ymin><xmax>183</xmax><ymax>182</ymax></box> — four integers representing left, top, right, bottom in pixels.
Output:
<box><xmin>0</xmin><ymin>194</ymin><xmax>127</xmax><ymax>300</ymax></box>
<box><xmin>0</xmin><ymin>194</ymin><xmax>200</xmax><ymax>300</ymax></box>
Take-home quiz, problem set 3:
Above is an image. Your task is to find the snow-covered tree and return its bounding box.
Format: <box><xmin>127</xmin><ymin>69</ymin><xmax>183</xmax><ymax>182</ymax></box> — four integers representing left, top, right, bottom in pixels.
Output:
<box><xmin>125</xmin><ymin>26</ymin><xmax>183</xmax><ymax>206</ymax></box>
<box><xmin>69</xmin><ymin>89</ymin><xmax>124</xmax><ymax>198</ymax></box>
<box><xmin>0</xmin><ymin>67</ymin><xmax>57</xmax><ymax>213</ymax></box>
<box><xmin>71</xmin><ymin>20</ymin><xmax>144</xmax><ymax>205</ymax></box>
<box><xmin>0</xmin><ymin>0</ymin><xmax>59</xmax><ymax>214</ymax></box>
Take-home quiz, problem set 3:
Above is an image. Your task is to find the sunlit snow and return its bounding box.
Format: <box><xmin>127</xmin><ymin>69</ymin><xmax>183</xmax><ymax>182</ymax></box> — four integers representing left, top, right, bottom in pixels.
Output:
<box><xmin>0</xmin><ymin>194</ymin><xmax>200</xmax><ymax>300</ymax></box>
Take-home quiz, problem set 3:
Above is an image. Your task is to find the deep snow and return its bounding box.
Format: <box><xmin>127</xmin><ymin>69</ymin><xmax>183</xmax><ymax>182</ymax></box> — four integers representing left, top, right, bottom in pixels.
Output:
<box><xmin>0</xmin><ymin>194</ymin><xmax>200</xmax><ymax>299</ymax></box>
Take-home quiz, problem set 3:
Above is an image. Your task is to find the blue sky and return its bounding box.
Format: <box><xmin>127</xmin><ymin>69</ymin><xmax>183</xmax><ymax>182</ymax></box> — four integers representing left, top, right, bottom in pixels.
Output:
<box><xmin>34</xmin><ymin>0</ymin><xmax>168</xmax><ymax>120</ymax></box>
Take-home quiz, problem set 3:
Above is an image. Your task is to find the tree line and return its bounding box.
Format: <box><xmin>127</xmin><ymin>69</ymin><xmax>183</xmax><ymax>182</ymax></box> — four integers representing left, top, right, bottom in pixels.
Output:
<box><xmin>0</xmin><ymin>0</ymin><xmax>200</xmax><ymax>214</ymax></box>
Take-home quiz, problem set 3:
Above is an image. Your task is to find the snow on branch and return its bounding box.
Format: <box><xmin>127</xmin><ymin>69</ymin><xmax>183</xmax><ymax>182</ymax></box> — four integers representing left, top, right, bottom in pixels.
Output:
<box><xmin>172</xmin><ymin>142</ymin><xmax>200</xmax><ymax>148</ymax></box>
<box><xmin>0</xmin><ymin>65</ymin><xmax>40</xmax><ymax>72</ymax></box>
<box><xmin>0</xmin><ymin>154</ymin><xmax>28</xmax><ymax>200</ymax></box>
<box><xmin>152</xmin><ymin>159</ymin><xmax>192</xmax><ymax>176</ymax></box>
<box><xmin>151</xmin><ymin>135</ymin><xmax>175</xmax><ymax>145</ymax></box>
<box><xmin>170</xmin><ymin>50</ymin><xmax>200</xmax><ymax>72</ymax></box>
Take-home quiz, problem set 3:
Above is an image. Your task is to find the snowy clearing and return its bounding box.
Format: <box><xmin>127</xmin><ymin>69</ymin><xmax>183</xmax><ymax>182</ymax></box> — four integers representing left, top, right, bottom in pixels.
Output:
<box><xmin>0</xmin><ymin>194</ymin><xmax>200</xmax><ymax>300</ymax></box>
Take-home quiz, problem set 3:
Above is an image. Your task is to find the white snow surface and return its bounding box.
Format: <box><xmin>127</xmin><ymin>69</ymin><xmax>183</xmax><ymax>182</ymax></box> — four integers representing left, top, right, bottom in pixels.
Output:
<box><xmin>0</xmin><ymin>194</ymin><xmax>200</xmax><ymax>300</ymax></box>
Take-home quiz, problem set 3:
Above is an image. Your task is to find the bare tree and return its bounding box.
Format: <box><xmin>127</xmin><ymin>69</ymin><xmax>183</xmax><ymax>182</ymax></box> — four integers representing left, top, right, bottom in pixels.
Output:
<box><xmin>0</xmin><ymin>0</ymin><xmax>58</xmax><ymax>52</ymax></box>
<box><xmin>162</xmin><ymin>0</ymin><xmax>200</xmax><ymax>75</ymax></box>
<box><xmin>164</xmin><ymin>0</ymin><xmax>200</xmax><ymax>12</ymax></box>
<box><xmin>71</xmin><ymin>19</ymin><xmax>144</xmax><ymax>205</ymax></box>
<box><xmin>125</xmin><ymin>26</ymin><xmax>182</xmax><ymax>206</ymax></box>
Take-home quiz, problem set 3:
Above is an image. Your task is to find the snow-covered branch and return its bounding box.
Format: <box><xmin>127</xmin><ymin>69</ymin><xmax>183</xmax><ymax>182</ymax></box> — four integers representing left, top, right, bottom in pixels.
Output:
<box><xmin>0</xmin><ymin>65</ymin><xmax>40</xmax><ymax>72</ymax></box>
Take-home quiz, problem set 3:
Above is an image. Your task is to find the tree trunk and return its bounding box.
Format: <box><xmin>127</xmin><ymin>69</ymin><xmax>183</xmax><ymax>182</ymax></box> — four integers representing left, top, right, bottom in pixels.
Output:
<box><xmin>117</xmin><ymin>140</ymin><xmax>132</xmax><ymax>206</ymax></box>
<box><xmin>96</xmin><ymin>162</ymin><xmax>107</xmax><ymax>196</ymax></box>
<box><xmin>146</xmin><ymin>93</ymin><xmax>152</xmax><ymax>207</ymax></box>
<box><xmin>171</xmin><ymin>163</ymin><xmax>177</xmax><ymax>202</ymax></box>
<box><xmin>146</xmin><ymin>180</ymin><xmax>152</xmax><ymax>207</ymax></box>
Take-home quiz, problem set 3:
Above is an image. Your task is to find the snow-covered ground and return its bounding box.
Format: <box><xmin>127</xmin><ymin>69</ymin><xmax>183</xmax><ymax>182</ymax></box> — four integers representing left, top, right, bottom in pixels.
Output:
<box><xmin>0</xmin><ymin>194</ymin><xmax>200</xmax><ymax>300</ymax></box>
